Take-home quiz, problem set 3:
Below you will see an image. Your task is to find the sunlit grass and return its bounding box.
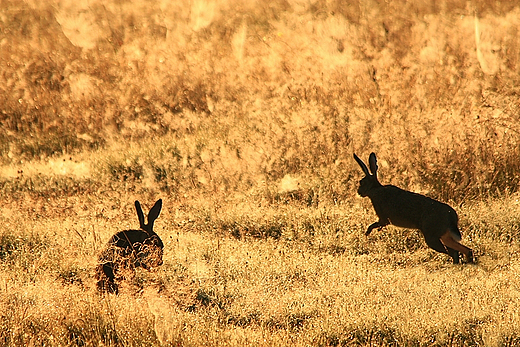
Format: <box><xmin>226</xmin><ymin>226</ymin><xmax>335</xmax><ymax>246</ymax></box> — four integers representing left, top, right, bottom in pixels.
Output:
<box><xmin>2</xmin><ymin>191</ymin><xmax>520</xmax><ymax>345</ymax></box>
<box><xmin>1</xmin><ymin>0</ymin><xmax>520</xmax><ymax>345</ymax></box>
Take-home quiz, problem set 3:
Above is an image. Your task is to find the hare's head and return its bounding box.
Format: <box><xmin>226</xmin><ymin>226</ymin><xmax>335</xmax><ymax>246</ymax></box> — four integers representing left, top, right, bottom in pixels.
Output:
<box><xmin>353</xmin><ymin>153</ymin><xmax>382</xmax><ymax>197</ymax></box>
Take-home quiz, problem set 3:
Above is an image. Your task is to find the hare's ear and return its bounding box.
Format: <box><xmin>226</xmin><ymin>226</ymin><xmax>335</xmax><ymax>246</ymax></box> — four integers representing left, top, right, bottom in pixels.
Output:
<box><xmin>368</xmin><ymin>153</ymin><xmax>378</xmax><ymax>176</ymax></box>
<box><xmin>147</xmin><ymin>199</ymin><xmax>163</xmax><ymax>226</ymax></box>
<box><xmin>354</xmin><ymin>154</ymin><xmax>370</xmax><ymax>176</ymax></box>
<box><xmin>135</xmin><ymin>201</ymin><xmax>146</xmax><ymax>229</ymax></box>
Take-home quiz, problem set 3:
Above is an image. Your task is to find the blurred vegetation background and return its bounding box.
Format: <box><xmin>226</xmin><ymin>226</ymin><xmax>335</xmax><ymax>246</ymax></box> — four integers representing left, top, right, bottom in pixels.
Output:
<box><xmin>1</xmin><ymin>0</ymin><xmax>519</xmax><ymax>204</ymax></box>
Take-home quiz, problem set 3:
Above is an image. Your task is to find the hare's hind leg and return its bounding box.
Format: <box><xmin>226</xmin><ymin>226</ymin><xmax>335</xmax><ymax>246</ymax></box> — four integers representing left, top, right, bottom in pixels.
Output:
<box><xmin>423</xmin><ymin>234</ymin><xmax>448</xmax><ymax>255</ymax></box>
<box><xmin>423</xmin><ymin>235</ymin><xmax>461</xmax><ymax>264</ymax></box>
<box><xmin>447</xmin><ymin>247</ymin><xmax>460</xmax><ymax>264</ymax></box>
<box><xmin>440</xmin><ymin>233</ymin><xmax>474</xmax><ymax>264</ymax></box>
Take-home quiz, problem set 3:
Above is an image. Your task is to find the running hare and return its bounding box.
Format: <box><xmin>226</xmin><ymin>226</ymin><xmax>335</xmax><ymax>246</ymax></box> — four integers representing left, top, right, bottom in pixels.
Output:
<box><xmin>96</xmin><ymin>199</ymin><xmax>164</xmax><ymax>294</ymax></box>
<box><xmin>354</xmin><ymin>153</ymin><xmax>474</xmax><ymax>264</ymax></box>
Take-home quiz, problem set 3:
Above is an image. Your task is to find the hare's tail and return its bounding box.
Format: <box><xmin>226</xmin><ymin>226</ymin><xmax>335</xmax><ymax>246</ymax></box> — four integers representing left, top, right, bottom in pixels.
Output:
<box><xmin>449</xmin><ymin>226</ymin><xmax>462</xmax><ymax>242</ymax></box>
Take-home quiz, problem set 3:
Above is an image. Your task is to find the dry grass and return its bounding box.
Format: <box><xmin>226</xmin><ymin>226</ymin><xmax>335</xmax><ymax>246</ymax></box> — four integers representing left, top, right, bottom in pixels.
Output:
<box><xmin>1</xmin><ymin>0</ymin><xmax>520</xmax><ymax>345</ymax></box>
<box><xmin>2</xmin><ymin>194</ymin><xmax>520</xmax><ymax>346</ymax></box>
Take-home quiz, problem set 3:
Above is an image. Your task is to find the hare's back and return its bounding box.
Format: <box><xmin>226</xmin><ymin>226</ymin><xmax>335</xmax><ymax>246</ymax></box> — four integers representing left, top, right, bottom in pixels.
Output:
<box><xmin>380</xmin><ymin>185</ymin><xmax>453</xmax><ymax>210</ymax></box>
<box><xmin>108</xmin><ymin>229</ymin><xmax>150</xmax><ymax>248</ymax></box>
<box><xmin>374</xmin><ymin>186</ymin><xmax>456</xmax><ymax>229</ymax></box>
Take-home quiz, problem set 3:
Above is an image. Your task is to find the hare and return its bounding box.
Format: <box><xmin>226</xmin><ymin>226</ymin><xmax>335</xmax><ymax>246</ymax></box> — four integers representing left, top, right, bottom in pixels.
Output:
<box><xmin>353</xmin><ymin>153</ymin><xmax>474</xmax><ymax>264</ymax></box>
<box><xmin>96</xmin><ymin>199</ymin><xmax>164</xmax><ymax>294</ymax></box>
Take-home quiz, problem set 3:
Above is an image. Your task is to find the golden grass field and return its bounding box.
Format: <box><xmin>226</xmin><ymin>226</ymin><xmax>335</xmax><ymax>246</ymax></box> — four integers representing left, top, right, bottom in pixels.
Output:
<box><xmin>1</xmin><ymin>0</ymin><xmax>520</xmax><ymax>345</ymax></box>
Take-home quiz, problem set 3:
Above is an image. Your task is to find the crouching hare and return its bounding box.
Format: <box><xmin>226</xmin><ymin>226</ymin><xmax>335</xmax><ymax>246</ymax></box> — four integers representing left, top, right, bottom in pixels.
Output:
<box><xmin>96</xmin><ymin>199</ymin><xmax>164</xmax><ymax>294</ymax></box>
<box><xmin>354</xmin><ymin>153</ymin><xmax>474</xmax><ymax>264</ymax></box>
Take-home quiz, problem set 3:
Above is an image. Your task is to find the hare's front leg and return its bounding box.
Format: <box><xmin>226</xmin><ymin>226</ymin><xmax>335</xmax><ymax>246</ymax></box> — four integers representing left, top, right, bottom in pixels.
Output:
<box><xmin>366</xmin><ymin>220</ymin><xmax>389</xmax><ymax>236</ymax></box>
